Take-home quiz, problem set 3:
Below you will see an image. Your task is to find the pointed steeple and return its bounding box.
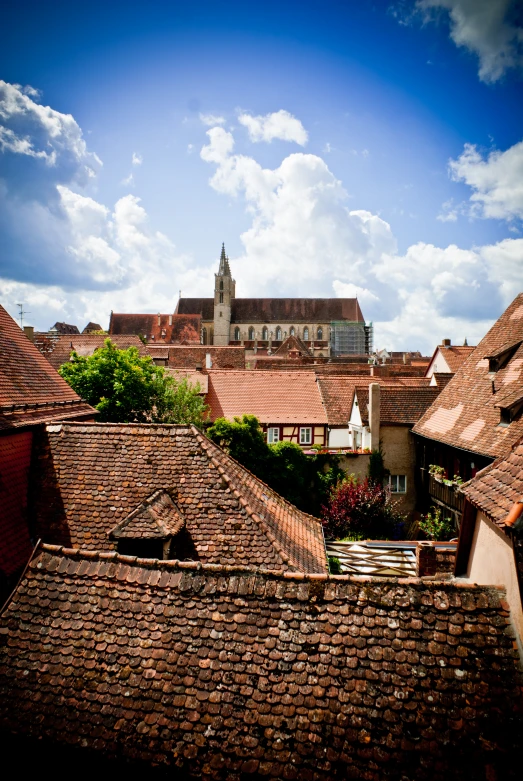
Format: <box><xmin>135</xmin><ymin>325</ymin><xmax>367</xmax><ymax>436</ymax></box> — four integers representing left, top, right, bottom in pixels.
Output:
<box><xmin>218</xmin><ymin>242</ymin><xmax>231</xmax><ymax>276</ymax></box>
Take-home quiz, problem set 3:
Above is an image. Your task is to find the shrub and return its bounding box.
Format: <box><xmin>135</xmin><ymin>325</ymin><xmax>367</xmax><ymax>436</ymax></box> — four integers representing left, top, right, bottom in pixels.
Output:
<box><xmin>321</xmin><ymin>476</ymin><xmax>405</xmax><ymax>541</ymax></box>
<box><xmin>418</xmin><ymin>507</ymin><xmax>454</xmax><ymax>541</ymax></box>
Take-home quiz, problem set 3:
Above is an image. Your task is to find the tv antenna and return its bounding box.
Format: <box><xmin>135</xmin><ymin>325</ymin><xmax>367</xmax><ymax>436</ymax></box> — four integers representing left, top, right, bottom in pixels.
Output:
<box><xmin>16</xmin><ymin>303</ymin><xmax>31</xmax><ymax>329</ymax></box>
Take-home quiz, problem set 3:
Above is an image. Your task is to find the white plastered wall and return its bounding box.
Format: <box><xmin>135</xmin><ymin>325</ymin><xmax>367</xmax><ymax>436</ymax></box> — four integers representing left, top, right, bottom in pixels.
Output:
<box><xmin>466</xmin><ymin>511</ymin><xmax>523</xmax><ymax>652</ymax></box>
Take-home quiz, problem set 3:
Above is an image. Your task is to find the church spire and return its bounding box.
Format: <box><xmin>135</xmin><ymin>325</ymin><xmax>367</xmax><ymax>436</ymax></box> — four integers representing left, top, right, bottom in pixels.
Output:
<box><xmin>218</xmin><ymin>242</ymin><xmax>231</xmax><ymax>276</ymax></box>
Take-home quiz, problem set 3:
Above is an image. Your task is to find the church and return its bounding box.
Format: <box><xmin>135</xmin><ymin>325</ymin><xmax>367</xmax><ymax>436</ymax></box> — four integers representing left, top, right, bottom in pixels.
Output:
<box><xmin>175</xmin><ymin>244</ymin><xmax>372</xmax><ymax>357</ymax></box>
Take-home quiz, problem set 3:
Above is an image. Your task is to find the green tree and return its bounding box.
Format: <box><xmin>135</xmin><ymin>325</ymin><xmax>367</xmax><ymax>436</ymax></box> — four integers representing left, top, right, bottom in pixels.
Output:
<box><xmin>59</xmin><ymin>338</ymin><xmax>208</xmax><ymax>425</ymax></box>
<box><xmin>206</xmin><ymin>415</ymin><xmax>343</xmax><ymax>515</ymax></box>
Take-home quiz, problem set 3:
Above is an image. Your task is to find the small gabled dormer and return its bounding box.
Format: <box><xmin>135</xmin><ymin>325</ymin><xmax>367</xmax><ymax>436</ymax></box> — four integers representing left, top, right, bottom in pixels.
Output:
<box><xmin>485</xmin><ymin>339</ymin><xmax>523</xmax><ymax>374</ymax></box>
<box><xmin>495</xmin><ymin>390</ymin><xmax>523</xmax><ymax>427</ymax></box>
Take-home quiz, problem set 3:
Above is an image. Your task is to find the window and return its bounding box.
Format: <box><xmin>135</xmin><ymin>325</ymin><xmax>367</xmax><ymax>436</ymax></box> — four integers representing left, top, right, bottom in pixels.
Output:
<box><xmin>317</xmin><ymin>327</ymin><xmax>323</xmax><ymax>340</ymax></box>
<box><xmin>248</xmin><ymin>326</ymin><xmax>255</xmax><ymax>340</ymax></box>
<box><xmin>234</xmin><ymin>327</ymin><xmax>241</xmax><ymax>341</ymax></box>
<box><xmin>262</xmin><ymin>326</ymin><xmax>268</xmax><ymax>340</ymax></box>
<box><xmin>303</xmin><ymin>327</ymin><xmax>309</xmax><ymax>341</ymax></box>
<box><xmin>276</xmin><ymin>327</ymin><xmax>282</xmax><ymax>340</ymax></box>
<box><xmin>290</xmin><ymin>327</ymin><xmax>295</xmax><ymax>336</ymax></box>
<box><xmin>219</xmin><ymin>280</ymin><xmax>224</xmax><ymax>290</ymax></box>
<box><xmin>219</xmin><ymin>292</ymin><xmax>224</xmax><ymax>303</ymax></box>
<box><xmin>389</xmin><ymin>475</ymin><xmax>407</xmax><ymax>493</ymax></box>
<box><xmin>201</xmin><ymin>327</ymin><xmax>207</xmax><ymax>345</ymax></box>
<box><xmin>299</xmin><ymin>427</ymin><xmax>312</xmax><ymax>445</ymax></box>
<box><xmin>267</xmin><ymin>427</ymin><xmax>279</xmax><ymax>443</ymax></box>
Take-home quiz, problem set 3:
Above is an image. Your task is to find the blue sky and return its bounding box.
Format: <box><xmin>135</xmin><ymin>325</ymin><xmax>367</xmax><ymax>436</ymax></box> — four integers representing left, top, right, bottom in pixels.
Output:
<box><xmin>1</xmin><ymin>0</ymin><xmax>522</xmax><ymax>351</ymax></box>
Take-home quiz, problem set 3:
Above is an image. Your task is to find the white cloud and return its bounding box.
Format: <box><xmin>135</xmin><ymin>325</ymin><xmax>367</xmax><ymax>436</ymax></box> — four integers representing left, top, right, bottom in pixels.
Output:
<box><xmin>448</xmin><ymin>140</ymin><xmax>523</xmax><ymax>221</ymax></box>
<box><xmin>132</xmin><ymin>152</ymin><xmax>142</xmax><ymax>166</ymax></box>
<box><xmin>199</xmin><ymin>113</ymin><xmax>226</xmax><ymax>127</ymax></box>
<box><xmin>416</xmin><ymin>0</ymin><xmax>523</xmax><ymax>83</ymax></box>
<box><xmin>121</xmin><ymin>172</ymin><xmax>134</xmax><ymax>187</ymax></box>
<box><xmin>238</xmin><ymin>110</ymin><xmax>308</xmax><ymax>146</ymax></box>
<box><xmin>332</xmin><ymin>281</ymin><xmax>380</xmax><ymax>303</ymax></box>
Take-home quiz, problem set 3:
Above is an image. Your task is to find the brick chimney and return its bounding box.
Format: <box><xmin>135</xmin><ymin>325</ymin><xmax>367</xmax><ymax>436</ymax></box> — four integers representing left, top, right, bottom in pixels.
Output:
<box><xmin>442</xmin><ymin>338</ymin><xmax>451</xmax><ymax>348</ymax></box>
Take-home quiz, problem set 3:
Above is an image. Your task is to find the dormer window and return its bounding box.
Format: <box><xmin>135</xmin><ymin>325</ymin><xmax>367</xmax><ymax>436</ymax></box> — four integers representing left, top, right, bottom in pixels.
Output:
<box><xmin>485</xmin><ymin>339</ymin><xmax>523</xmax><ymax>373</ymax></box>
<box><xmin>495</xmin><ymin>390</ymin><xmax>523</xmax><ymax>426</ymax></box>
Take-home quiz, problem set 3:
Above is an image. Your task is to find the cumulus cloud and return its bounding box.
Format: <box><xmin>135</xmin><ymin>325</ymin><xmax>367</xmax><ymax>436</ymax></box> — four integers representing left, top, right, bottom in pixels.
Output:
<box><xmin>448</xmin><ymin>140</ymin><xmax>523</xmax><ymax>221</ymax></box>
<box><xmin>416</xmin><ymin>0</ymin><xmax>523</xmax><ymax>82</ymax></box>
<box><xmin>0</xmin><ymin>81</ymin><xmax>209</xmax><ymax>330</ymax></box>
<box><xmin>238</xmin><ymin>110</ymin><xmax>308</xmax><ymax>146</ymax></box>
<box><xmin>201</xmin><ymin>124</ymin><xmax>523</xmax><ymax>352</ymax></box>
<box><xmin>132</xmin><ymin>152</ymin><xmax>142</xmax><ymax>166</ymax></box>
<box><xmin>199</xmin><ymin>113</ymin><xmax>226</xmax><ymax>127</ymax></box>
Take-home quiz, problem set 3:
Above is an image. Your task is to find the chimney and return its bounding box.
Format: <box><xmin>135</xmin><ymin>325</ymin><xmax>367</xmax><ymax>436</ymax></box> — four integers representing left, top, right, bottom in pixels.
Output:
<box><xmin>169</xmin><ymin>314</ymin><xmax>173</xmax><ymax>326</ymax></box>
<box><xmin>442</xmin><ymin>338</ymin><xmax>451</xmax><ymax>348</ymax></box>
<box><xmin>368</xmin><ymin>382</ymin><xmax>380</xmax><ymax>451</ymax></box>
<box><xmin>157</xmin><ymin>313</ymin><xmax>161</xmax><ymax>326</ymax></box>
<box><xmin>205</xmin><ymin>353</ymin><xmax>212</xmax><ymax>369</ymax></box>
<box><xmin>23</xmin><ymin>326</ymin><xmax>34</xmax><ymax>341</ymax></box>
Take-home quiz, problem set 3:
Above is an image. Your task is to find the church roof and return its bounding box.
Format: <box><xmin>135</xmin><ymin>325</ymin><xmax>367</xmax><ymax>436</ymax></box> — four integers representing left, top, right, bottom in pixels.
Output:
<box><xmin>176</xmin><ymin>297</ymin><xmax>365</xmax><ymax>323</ymax></box>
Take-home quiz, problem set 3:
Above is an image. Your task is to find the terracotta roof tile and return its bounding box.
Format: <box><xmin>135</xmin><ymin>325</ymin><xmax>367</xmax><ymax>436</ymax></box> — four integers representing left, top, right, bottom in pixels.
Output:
<box><xmin>152</xmin><ymin>345</ymin><xmax>245</xmax><ymax>369</ymax></box>
<box><xmin>177</xmin><ymin>297</ymin><xmax>365</xmax><ymax>323</ymax></box>
<box><xmin>318</xmin><ymin>375</ymin><xmax>432</xmax><ymax>425</ymax></box>
<box><xmin>109</xmin><ymin>313</ymin><xmax>201</xmax><ymax>343</ymax></box>
<box><xmin>206</xmin><ymin>370</ymin><xmax>327</xmax><ymax>424</ymax></box>
<box><xmin>461</xmin><ymin>439</ymin><xmax>523</xmax><ymax>532</ymax></box>
<box><xmin>0</xmin><ymin>544</ymin><xmax>520</xmax><ymax>776</ymax></box>
<box><xmin>30</xmin><ymin>422</ymin><xmax>327</xmax><ymax>573</ymax></box>
<box><xmin>414</xmin><ymin>294</ymin><xmax>523</xmax><ymax>458</ymax></box>
<box><xmin>0</xmin><ymin>305</ymin><xmax>95</xmax><ymax>430</ymax></box>
<box><xmin>109</xmin><ymin>489</ymin><xmax>185</xmax><ymax>539</ymax></box>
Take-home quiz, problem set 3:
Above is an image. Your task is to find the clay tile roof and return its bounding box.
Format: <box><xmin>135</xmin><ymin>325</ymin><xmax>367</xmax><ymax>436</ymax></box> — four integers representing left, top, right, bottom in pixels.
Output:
<box><xmin>165</xmin><ymin>368</ymin><xmax>209</xmax><ymax>393</ymax></box>
<box><xmin>40</xmin><ymin>334</ymin><xmax>148</xmax><ymax>370</ymax></box>
<box><xmin>159</xmin><ymin>345</ymin><xmax>245</xmax><ymax>370</ymax></box>
<box><xmin>81</xmin><ymin>322</ymin><xmax>102</xmax><ymax>334</ymax></box>
<box><xmin>440</xmin><ymin>346</ymin><xmax>475</xmax><ymax>372</ymax></box>
<box><xmin>379</xmin><ymin>387</ymin><xmax>442</xmax><ymax>425</ymax></box>
<box><xmin>176</xmin><ymin>297</ymin><xmax>365</xmax><ymax>323</ymax></box>
<box><xmin>206</xmin><ymin>370</ymin><xmax>327</xmax><ymax>424</ymax></box>
<box><xmin>109</xmin><ymin>489</ymin><xmax>185</xmax><ymax>539</ymax></box>
<box><xmin>31</xmin><ymin>422</ymin><xmax>328</xmax><ymax>573</ymax></box>
<box><xmin>461</xmin><ymin>439</ymin><xmax>523</xmax><ymax>533</ymax></box>
<box><xmin>272</xmin><ymin>334</ymin><xmax>311</xmax><ymax>357</ymax></box>
<box><xmin>317</xmin><ymin>375</ymin><xmax>432</xmax><ymax>426</ymax></box>
<box><xmin>0</xmin><ymin>305</ymin><xmax>95</xmax><ymax>430</ymax></box>
<box><xmin>109</xmin><ymin>313</ymin><xmax>201</xmax><ymax>343</ymax></box>
<box><xmin>50</xmin><ymin>321</ymin><xmax>79</xmax><ymax>334</ymax></box>
<box><xmin>413</xmin><ymin>294</ymin><xmax>523</xmax><ymax>458</ymax></box>
<box><xmin>0</xmin><ymin>543</ymin><xmax>520</xmax><ymax>775</ymax></box>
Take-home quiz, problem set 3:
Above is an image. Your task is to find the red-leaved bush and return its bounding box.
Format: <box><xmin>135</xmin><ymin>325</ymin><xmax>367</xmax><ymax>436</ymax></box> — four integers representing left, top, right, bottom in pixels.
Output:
<box><xmin>321</xmin><ymin>477</ymin><xmax>405</xmax><ymax>540</ymax></box>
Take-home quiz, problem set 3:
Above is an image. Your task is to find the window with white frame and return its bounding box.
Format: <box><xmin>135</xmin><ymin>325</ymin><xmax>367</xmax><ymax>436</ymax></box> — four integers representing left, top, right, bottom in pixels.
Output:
<box><xmin>299</xmin><ymin>427</ymin><xmax>312</xmax><ymax>445</ymax></box>
<box><xmin>267</xmin><ymin>427</ymin><xmax>279</xmax><ymax>443</ymax></box>
<box><xmin>389</xmin><ymin>475</ymin><xmax>407</xmax><ymax>493</ymax></box>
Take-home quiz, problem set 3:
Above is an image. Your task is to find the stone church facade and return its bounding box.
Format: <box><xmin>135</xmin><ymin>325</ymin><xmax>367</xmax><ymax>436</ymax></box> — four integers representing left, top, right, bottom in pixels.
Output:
<box><xmin>176</xmin><ymin>245</ymin><xmax>372</xmax><ymax>357</ymax></box>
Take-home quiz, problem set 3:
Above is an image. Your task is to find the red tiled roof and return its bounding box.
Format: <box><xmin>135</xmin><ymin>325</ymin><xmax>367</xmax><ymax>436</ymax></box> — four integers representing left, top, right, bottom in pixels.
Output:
<box><xmin>177</xmin><ymin>297</ymin><xmax>365</xmax><ymax>323</ymax></box>
<box><xmin>50</xmin><ymin>322</ymin><xmax>79</xmax><ymax>334</ymax></box>
<box><xmin>0</xmin><ymin>544</ymin><xmax>520</xmax><ymax>775</ymax></box>
<box><xmin>427</xmin><ymin>345</ymin><xmax>475</xmax><ymax>375</ymax></box>
<box><xmin>206</xmin><ymin>370</ymin><xmax>327</xmax><ymax>424</ymax></box>
<box><xmin>272</xmin><ymin>334</ymin><xmax>311</xmax><ymax>357</ymax></box>
<box><xmin>0</xmin><ymin>305</ymin><xmax>95</xmax><ymax>430</ymax></box>
<box><xmin>109</xmin><ymin>313</ymin><xmax>201</xmax><ymax>343</ymax></box>
<box><xmin>165</xmin><ymin>368</ymin><xmax>209</xmax><ymax>393</ymax></box>
<box><xmin>413</xmin><ymin>294</ymin><xmax>523</xmax><ymax>458</ymax></box>
<box><xmin>81</xmin><ymin>322</ymin><xmax>102</xmax><ymax>333</ymax></box>
<box><xmin>39</xmin><ymin>334</ymin><xmax>148</xmax><ymax>370</ymax></box>
<box><xmin>152</xmin><ymin>345</ymin><xmax>245</xmax><ymax>370</ymax></box>
<box><xmin>317</xmin><ymin>375</ymin><xmax>432</xmax><ymax>426</ymax></box>
<box><xmin>461</xmin><ymin>440</ymin><xmax>523</xmax><ymax>532</ymax></box>
<box><xmin>109</xmin><ymin>489</ymin><xmax>185</xmax><ymax>540</ymax></box>
<box><xmin>31</xmin><ymin>422</ymin><xmax>327</xmax><ymax>573</ymax></box>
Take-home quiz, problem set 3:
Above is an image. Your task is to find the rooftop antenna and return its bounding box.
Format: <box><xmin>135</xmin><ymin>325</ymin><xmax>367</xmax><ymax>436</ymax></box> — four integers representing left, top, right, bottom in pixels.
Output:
<box><xmin>16</xmin><ymin>303</ymin><xmax>30</xmax><ymax>329</ymax></box>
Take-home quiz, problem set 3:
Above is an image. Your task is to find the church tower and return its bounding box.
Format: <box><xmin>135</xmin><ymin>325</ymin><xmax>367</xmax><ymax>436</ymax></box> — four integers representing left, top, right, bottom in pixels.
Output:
<box><xmin>213</xmin><ymin>243</ymin><xmax>235</xmax><ymax>346</ymax></box>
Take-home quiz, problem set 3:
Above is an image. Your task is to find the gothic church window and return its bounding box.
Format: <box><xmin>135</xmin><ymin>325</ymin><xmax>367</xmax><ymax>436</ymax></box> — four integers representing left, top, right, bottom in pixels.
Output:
<box><xmin>262</xmin><ymin>326</ymin><xmax>268</xmax><ymax>340</ymax></box>
<box><xmin>219</xmin><ymin>280</ymin><xmax>224</xmax><ymax>290</ymax></box>
<box><xmin>290</xmin><ymin>327</ymin><xmax>295</xmax><ymax>336</ymax></box>
<box><xmin>303</xmin><ymin>327</ymin><xmax>309</xmax><ymax>340</ymax></box>
<box><xmin>276</xmin><ymin>327</ymin><xmax>282</xmax><ymax>340</ymax></box>
<box><xmin>219</xmin><ymin>292</ymin><xmax>223</xmax><ymax>303</ymax></box>
<box><xmin>248</xmin><ymin>326</ymin><xmax>255</xmax><ymax>340</ymax></box>
<box><xmin>317</xmin><ymin>327</ymin><xmax>323</xmax><ymax>340</ymax></box>
<box><xmin>234</xmin><ymin>327</ymin><xmax>241</xmax><ymax>341</ymax></box>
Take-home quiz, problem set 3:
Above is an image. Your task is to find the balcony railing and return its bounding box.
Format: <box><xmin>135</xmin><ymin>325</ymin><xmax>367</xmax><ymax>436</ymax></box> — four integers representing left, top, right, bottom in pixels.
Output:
<box><xmin>428</xmin><ymin>474</ymin><xmax>464</xmax><ymax>514</ymax></box>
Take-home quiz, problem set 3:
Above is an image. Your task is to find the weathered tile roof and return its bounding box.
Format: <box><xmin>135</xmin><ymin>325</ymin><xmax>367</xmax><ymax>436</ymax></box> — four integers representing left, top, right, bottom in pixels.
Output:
<box><xmin>428</xmin><ymin>345</ymin><xmax>475</xmax><ymax>375</ymax></box>
<box><xmin>461</xmin><ymin>439</ymin><xmax>523</xmax><ymax>533</ymax></box>
<box><xmin>82</xmin><ymin>322</ymin><xmax>102</xmax><ymax>333</ymax></box>
<box><xmin>206</xmin><ymin>370</ymin><xmax>328</xmax><ymax>424</ymax></box>
<box><xmin>109</xmin><ymin>489</ymin><xmax>185</xmax><ymax>540</ymax></box>
<box><xmin>109</xmin><ymin>313</ymin><xmax>201</xmax><ymax>343</ymax></box>
<box><xmin>30</xmin><ymin>422</ymin><xmax>327</xmax><ymax>573</ymax></box>
<box><xmin>413</xmin><ymin>294</ymin><xmax>523</xmax><ymax>458</ymax></box>
<box><xmin>177</xmin><ymin>297</ymin><xmax>365</xmax><ymax>323</ymax></box>
<box><xmin>40</xmin><ymin>334</ymin><xmax>148</xmax><ymax>370</ymax></box>
<box><xmin>165</xmin><ymin>368</ymin><xmax>209</xmax><ymax>393</ymax></box>
<box><xmin>380</xmin><ymin>387</ymin><xmax>442</xmax><ymax>425</ymax></box>
<box><xmin>318</xmin><ymin>375</ymin><xmax>432</xmax><ymax>426</ymax></box>
<box><xmin>0</xmin><ymin>543</ymin><xmax>520</xmax><ymax>777</ymax></box>
<box><xmin>50</xmin><ymin>321</ymin><xmax>79</xmax><ymax>334</ymax></box>
<box><xmin>272</xmin><ymin>334</ymin><xmax>311</xmax><ymax>356</ymax></box>
<box><xmin>0</xmin><ymin>305</ymin><xmax>95</xmax><ymax>430</ymax></box>
<box><xmin>152</xmin><ymin>345</ymin><xmax>245</xmax><ymax>369</ymax></box>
